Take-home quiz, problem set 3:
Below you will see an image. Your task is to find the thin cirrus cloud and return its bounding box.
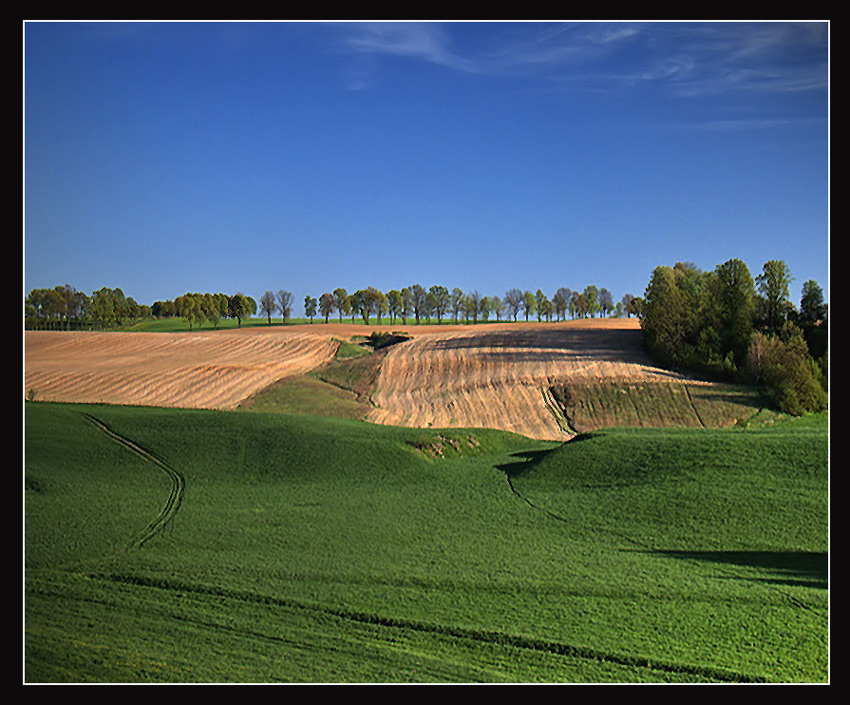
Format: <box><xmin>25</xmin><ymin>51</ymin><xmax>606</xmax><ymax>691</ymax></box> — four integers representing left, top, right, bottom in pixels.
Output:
<box><xmin>333</xmin><ymin>20</ymin><xmax>827</xmax><ymax>98</ymax></box>
<box><xmin>340</xmin><ymin>22</ymin><xmax>480</xmax><ymax>78</ymax></box>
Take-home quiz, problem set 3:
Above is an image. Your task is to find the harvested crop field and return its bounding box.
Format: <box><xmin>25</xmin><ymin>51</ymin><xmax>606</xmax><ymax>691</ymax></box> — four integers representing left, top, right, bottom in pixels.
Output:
<box><xmin>26</xmin><ymin>319</ymin><xmax>757</xmax><ymax>439</ymax></box>
<box><xmin>366</xmin><ymin>318</ymin><xmax>723</xmax><ymax>440</ymax></box>
<box><xmin>24</xmin><ymin>328</ymin><xmax>338</xmax><ymax>410</ymax></box>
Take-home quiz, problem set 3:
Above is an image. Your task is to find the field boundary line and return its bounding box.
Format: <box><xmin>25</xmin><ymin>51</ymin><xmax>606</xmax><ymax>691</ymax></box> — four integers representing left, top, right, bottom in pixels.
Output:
<box><xmin>83</xmin><ymin>413</ymin><xmax>185</xmax><ymax>549</ymax></box>
<box><xmin>683</xmin><ymin>384</ymin><xmax>706</xmax><ymax>428</ymax></box>
<box><xmin>91</xmin><ymin>572</ymin><xmax>767</xmax><ymax>683</ymax></box>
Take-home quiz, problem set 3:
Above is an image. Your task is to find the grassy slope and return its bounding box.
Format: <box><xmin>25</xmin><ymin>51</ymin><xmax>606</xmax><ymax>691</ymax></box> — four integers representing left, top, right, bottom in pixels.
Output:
<box><xmin>24</xmin><ymin>402</ymin><xmax>828</xmax><ymax>683</ymax></box>
<box><xmin>551</xmin><ymin>380</ymin><xmax>780</xmax><ymax>432</ymax></box>
<box><xmin>236</xmin><ymin>336</ymin><xmax>382</xmax><ymax>420</ymax></box>
<box><xmin>508</xmin><ymin>418</ymin><xmax>828</xmax><ymax>681</ymax></box>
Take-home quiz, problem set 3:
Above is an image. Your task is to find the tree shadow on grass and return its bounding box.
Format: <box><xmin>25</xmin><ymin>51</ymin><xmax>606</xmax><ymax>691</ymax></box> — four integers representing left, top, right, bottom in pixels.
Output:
<box><xmin>641</xmin><ymin>550</ymin><xmax>828</xmax><ymax>589</ymax></box>
<box><xmin>496</xmin><ymin>448</ymin><xmax>555</xmax><ymax>479</ymax></box>
<box><xmin>495</xmin><ymin>434</ymin><xmax>602</xmax><ymax>479</ymax></box>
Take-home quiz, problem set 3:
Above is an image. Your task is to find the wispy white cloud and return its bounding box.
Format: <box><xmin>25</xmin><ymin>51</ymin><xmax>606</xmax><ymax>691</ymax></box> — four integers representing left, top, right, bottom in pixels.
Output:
<box><xmin>642</xmin><ymin>21</ymin><xmax>829</xmax><ymax>96</ymax></box>
<box><xmin>341</xmin><ymin>22</ymin><xmax>479</xmax><ymax>74</ymax></box>
<box><xmin>329</xmin><ymin>20</ymin><xmax>828</xmax><ymax>98</ymax></box>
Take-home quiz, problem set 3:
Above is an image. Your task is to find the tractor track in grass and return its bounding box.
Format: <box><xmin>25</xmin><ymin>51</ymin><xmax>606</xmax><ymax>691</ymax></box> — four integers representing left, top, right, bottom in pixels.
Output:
<box><xmin>91</xmin><ymin>572</ymin><xmax>766</xmax><ymax>683</ymax></box>
<box><xmin>84</xmin><ymin>414</ymin><xmax>185</xmax><ymax>550</ymax></box>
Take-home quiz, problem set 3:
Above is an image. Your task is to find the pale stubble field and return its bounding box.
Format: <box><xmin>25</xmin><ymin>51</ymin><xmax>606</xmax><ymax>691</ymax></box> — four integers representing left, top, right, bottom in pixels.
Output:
<box><xmin>25</xmin><ymin>318</ymin><xmax>713</xmax><ymax>439</ymax></box>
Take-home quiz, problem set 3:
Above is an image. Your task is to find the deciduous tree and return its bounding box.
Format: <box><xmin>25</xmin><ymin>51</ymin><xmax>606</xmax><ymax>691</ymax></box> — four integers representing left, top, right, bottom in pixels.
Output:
<box><xmin>490</xmin><ymin>295</ymin><xmax>504</xmax><ymax>321</ymax></box>
<box><xmin>277</xmin><ymin>290</ymin><xmax>293</xmax><ymax>325</ymax></box>
<box><xmin>387</xmin><ymin>289</ymin><xmax>403</xmax><ymax>325</ymax></box>
<box><xmin>504</xmin><ymin>288</ymin><xmax>522</xmax><ymax>321</ymax></box>
<box><xmin>319</xmin><ymin>292</ymin><xmax>335</xmax><ymax>323</ymax></box>
<box><xmin>641</xmin><ymin>266</ymin><xmax>689</xmax><ymax>367</ymax></box>
<box><xmin>333</xmin><ymin>288</ymin><xmax>349</xmax><ymax>322</ymax></box>
<box><xmin>401</xmin><ymin>287</ymin><xmax>414</xmax><ymax>325</ymax></box>
<box><xmin>228</xmin><ymin>293</ymin><xmax>251</xmax><ymax>328</ymax></box>
<box><xmin>352</xmin><ymin>289</ymin><xmax>369</xmax><ymax>324</ymax></box>
<box><xmin>798</xmin><ymin>279</ymin><xmax>828</xmax><ymax>361</ymax></box>
<box><xmin>521</xmin><ymin>291</ymin><xmax>536</xmax><ymax>322</ymax></box>
<box><xmin>429</xmin><ymin>285</ymin><xmax>450</xmax><ymax>324</ymax></box>
<box><xmin>468</xmin><ymin>290</ymin><xmax>482</xmax><ymax>323</ymax></box>
<box><xmin>583</xmin><ymin>285</ymin><xmax>599</xmax><ymax>318</ymax></box>
<box><xmin>756</xmin><ymin>259</ymin><xmax>793</xmax><ymax>334</ymax></box>
<box><xmin>553</xmin><ymin>288</ymin><xmax>571</xmax><ymax>321</ymax></box>
<box><xmin>711</xmin><ymin>258</ymin><xmax>756</xmax><ymax>369</ymax></box>
<box><xmin>304</xmin><ymin>295</ymin><xmax>317</xmax><ymax>323</ymax></box>
<box><xmin>410</xmin><ymin>284</ymin><xmax>427</xmax><ymax>324</ymax></box>
<box><xmin>451</xmin><ymin>287</ymin><xmax>464</xmax><ymax>323</ymax></box>
<box><xmin>260</xmin><ymin>291</ymin><xmax>277</xmax><ymax>326</ymax></box>
<box><xmin>599</xmin><ymin>288</ymin><xmax>613</xmax><ymax>317</ymax></box>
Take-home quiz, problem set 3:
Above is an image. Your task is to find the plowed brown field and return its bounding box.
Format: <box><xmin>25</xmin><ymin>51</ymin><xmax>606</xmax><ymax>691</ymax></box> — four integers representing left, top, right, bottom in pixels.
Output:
<box><xmin>24</xmin><ymin>328</ymin><xmax>338</xmax><ymax>410</ymax></box>
<box><xmin>366</xmin><ymin>318</ymin><xmax>707</xmax><ymax>440</ymax></box>
<box><xmin>25</xmin><ymin>319</ymin><xmax>713</xmax><ymax>439</ymax></box>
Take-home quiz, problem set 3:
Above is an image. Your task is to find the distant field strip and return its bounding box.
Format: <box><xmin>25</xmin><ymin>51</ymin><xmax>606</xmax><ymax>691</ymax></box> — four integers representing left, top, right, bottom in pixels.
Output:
<box><xmin>84</xmin><ymin>414</ymin><xmax>185</xmax><ymax>549</ymax></box>
<box><xmin>25</xmin><ymin>329</ymin><xmax>338</xmax><ymax>410</ymax></box>
<box><xmin>93</xmin><ymin>572</ymin><xmax>766</xmax><ymax>683</ymax></box>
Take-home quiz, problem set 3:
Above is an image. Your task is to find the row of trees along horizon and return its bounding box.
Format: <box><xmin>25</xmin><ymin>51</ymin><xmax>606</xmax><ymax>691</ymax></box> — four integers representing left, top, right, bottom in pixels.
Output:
<box><xmin>274</xmin><ymin>285</ymin><xmax>642</xmax><ymax>327</ymax></box>
<box><xmin>641</xmin><ymin>258</ymin><xmax>827</xmax><ymax>415</ymax></box>
<box><xmin>25</xmin><ymin>285</ymin><xmax>644</xmax><ymax>331</ymax></box>
<box><xmin>25</xmin><ymin>259</ymin><xmax>827</xmax><ymax>416</ymax></box>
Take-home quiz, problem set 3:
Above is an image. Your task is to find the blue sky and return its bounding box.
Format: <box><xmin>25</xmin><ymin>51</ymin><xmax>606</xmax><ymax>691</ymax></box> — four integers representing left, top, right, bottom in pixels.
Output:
<box><xmin>24</xmin><ymin>20</ymin><xmax>829</xmax><ymax>314</ymax></box>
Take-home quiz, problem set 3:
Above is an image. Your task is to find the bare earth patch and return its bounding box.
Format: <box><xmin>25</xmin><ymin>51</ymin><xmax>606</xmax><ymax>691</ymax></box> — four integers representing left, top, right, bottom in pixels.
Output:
<box><xmin>26</xmin><ymin>319</ymin><xmax>754</xmax><ymax>439</ymax></box>
<box><xmin>366</xmin><ymin>318</ymin><xmax>719</xmax><ymax>440</ymax></box>
<box><xmin>25</xmin><ymin>328</ymin><xmax>338</xmax><ymax>410</ymax></box>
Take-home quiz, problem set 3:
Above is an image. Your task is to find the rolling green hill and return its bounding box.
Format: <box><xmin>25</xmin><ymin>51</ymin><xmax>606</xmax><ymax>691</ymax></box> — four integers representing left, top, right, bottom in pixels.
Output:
<box><xmin>24</xmin><ymin>402</ymin><xmax>828</xmax><ymax>683</ymax></box>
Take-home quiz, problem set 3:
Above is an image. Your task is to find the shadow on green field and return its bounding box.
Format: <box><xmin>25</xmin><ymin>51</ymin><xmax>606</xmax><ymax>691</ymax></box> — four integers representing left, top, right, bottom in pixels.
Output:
<box><xmin>645</xmin><ymin>550</ymin><xmax>828</xmax><ymax>589</ymax></box>
<box><xmin>496</xmin><ymin>447</ymin><xmax>561</xmax><ymax>479</ymax></box>
<box><xmin>495</xmin><ymin>435</ymin><xmax>597</xmax><ymax>479</ymax></box>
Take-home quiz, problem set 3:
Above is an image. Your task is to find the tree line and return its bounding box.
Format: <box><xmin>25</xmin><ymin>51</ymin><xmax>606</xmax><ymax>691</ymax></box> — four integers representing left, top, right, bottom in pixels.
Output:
<box><xmin>153</xmin><ymin>292</ymin><xmax>262</xmax><ymax>330</ymax></box>
<box><xmin>25</xmin><ymin>286</ymin><xmax>152</xmax><ymax>330</ymax></box>
<box><xmin>270</xmin><ymin>285</ymin><xmax>641</xmax><ymax>326</ymax></box>
<box><xmin>26</xmin><ymin>283</ymin><xmax>641</xmax><ymax>331</ymax></box>
<box><xmin>641</xmin><ymin>259</ymin><xmax>828</xmax><ymax>415</ymax></box>
<box><xmin>24</xmin><ymin>286</ymin><xmax>270</xmax><ymax>331</ymax></box>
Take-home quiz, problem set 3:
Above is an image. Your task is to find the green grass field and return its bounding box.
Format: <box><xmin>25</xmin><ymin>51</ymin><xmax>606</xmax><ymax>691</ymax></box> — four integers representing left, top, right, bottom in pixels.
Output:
<box><xmin>24</xmin><ymin>401</ymin><xmax>828</xmax><ymax>683</ymax></box>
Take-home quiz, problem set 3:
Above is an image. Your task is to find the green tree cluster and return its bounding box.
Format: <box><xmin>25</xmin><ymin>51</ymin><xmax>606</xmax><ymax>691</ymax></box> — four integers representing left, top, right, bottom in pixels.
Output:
<box><xmin>745</xmin><ymin>323</ymin><xmax>827</xmax><ymax>416</ymax></box>
<box><xmin>302</xmin><ymin>282</ymin><xmax>634</xmax><ymax>327</ymax></box>
<box><xmin>641</xmin><ymin>259</ymin><xmax>827</xmax><ymax>415</ymax></box>
<box><xmin>174</xmin><ymin>292</ymin><xmax>232</xmax><ymax>330</ymax></box>
<box><xmin>28</xmin><ymin>279</ymin><xmax>639</xmax><ymax>332</ymax></box>
<box><xmin>25</xmin><ymin>285</ymin><xmax>151</xmax><ymax>330</ymax></box>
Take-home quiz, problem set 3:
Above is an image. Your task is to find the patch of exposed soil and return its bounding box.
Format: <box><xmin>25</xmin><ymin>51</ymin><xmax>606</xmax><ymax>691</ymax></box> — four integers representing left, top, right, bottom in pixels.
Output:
<box><xmin>366</xmin><ymin>319</ymin><xmax>718</xmax><ymax>440</ymax></box>
<box><xmin>25</xmin><ymin>328</ymin><xmax>338</xmax><ymax>410</ymax></box>
<box><xmin>26</xmin><ymin>319</ymin><xmax>751</xmax><ymax>440</ymax></box>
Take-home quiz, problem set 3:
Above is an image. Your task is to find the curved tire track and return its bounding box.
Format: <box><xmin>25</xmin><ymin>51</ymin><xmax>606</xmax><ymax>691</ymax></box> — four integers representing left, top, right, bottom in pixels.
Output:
<box><xmin>84</xmin><ymin>413</ymin><xmax>185</xmax><ymax>549</ymax></box>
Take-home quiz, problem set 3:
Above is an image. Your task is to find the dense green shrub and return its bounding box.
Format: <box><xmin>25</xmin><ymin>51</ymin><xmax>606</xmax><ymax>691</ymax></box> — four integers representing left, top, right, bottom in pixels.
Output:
<box><xmin>745</xmin><ymin>326</ymin><xmax>827</xmax><ymax>415</ymax></box>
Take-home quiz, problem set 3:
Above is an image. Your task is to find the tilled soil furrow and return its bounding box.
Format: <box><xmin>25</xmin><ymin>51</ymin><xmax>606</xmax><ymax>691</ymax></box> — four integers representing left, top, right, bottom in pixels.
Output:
<box><xmin>367</xmin><ymin>320</ymin><xmax>704</xmax><ymax>440</ymax></box>
<box><xmin>25</xmin><ymin>329</ymin><xmax>337</xmax><ymax>411</ymax></box>
<box><xmin>26</xmin><ymin>321</ymin><xmax>709</xmax><ymax>439</ymax></box>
